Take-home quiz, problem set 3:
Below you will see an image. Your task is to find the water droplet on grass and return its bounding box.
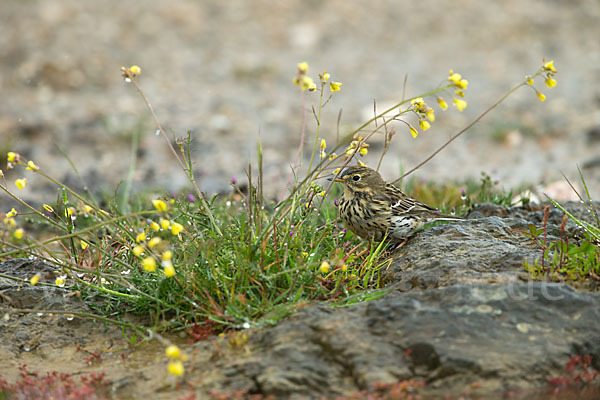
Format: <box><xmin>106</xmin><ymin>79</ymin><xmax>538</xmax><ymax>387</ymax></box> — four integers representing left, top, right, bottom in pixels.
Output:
<box><xmin>155</xmin><ymin>129</ymin><xmax>160</xmax><ymax>136</ymax></box>
<box><xmin>124</xmin><ymin>77</ymin><xmax>131</xmax><ymax>83</ymax></box>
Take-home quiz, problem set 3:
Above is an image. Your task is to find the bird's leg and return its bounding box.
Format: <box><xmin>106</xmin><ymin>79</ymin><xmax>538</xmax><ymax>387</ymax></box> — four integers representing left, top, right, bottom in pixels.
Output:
<box><xmin>343</xmin><ymin>243</ymin><xmax>363</xmax><ymax>262</ymax></box>
<box><xmin>391</xmin><ymin>237</ymin><xmax>408</xmax><ymax>250</ymax></box>
<box><xmin>355</xmin><ymin>248</ymin><xmax>370</xmax><ymax>258</ymax></box>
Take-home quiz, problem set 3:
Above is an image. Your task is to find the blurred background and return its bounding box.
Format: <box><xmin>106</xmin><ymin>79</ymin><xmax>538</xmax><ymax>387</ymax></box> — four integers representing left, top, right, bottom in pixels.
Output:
<box><xmin>1</xmin><ymin>0</ymin><xmax>599</xmax><ymax>203</ymax></box>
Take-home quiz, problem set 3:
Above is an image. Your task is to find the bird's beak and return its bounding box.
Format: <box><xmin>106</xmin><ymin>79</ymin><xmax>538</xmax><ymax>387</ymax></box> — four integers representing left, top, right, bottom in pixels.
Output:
<box><xmin>332</xmin><ymin>177</ymin><xmax>344</xmax><ymax>183</ymax></box>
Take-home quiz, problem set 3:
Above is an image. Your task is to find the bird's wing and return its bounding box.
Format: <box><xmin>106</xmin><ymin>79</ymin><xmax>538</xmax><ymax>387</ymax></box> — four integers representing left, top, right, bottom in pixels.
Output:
<box><xmin>382</xmin><ymin>184</ymin><xmax>438</xmax><ymax>215</ymax></box>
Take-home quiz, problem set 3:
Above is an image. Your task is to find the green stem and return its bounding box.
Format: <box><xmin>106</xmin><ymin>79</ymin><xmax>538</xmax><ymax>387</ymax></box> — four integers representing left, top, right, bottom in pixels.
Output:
<box><xmin>392</xmin><ymin>81</ymin><xmax>528</xmax><ymax>184</ymax></box>
<box><xmin>126</xmin><ymin>73</ymin><xmax>222</xmax><ymax>236</ymax></box>
<box><xmin>307</xmin><ymin>84</ymin><xmax>326</xmax><ymax>173</ymax></box>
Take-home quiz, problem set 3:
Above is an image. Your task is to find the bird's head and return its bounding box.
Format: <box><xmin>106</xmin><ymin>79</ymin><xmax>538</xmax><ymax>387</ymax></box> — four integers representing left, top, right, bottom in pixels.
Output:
<box><xmin>333</xmin><ymin>166</ymin><xmax>386</xmax><ymax>194</ymax></box>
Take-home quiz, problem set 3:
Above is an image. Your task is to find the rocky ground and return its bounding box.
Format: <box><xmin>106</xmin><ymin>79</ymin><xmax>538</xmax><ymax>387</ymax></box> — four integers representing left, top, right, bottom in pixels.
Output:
<box><xmin>2</xmin><ymin>202</ymin><xmax>600</xmax><ymax>399</ymax></box>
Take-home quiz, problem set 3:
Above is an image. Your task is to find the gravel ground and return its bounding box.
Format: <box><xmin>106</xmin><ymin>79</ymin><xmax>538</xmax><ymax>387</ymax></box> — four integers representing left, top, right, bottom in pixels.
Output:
<box><xmin>1</xmin><ymin>0</ymin><xmax>599</xmax><ymax>203</ymax></box>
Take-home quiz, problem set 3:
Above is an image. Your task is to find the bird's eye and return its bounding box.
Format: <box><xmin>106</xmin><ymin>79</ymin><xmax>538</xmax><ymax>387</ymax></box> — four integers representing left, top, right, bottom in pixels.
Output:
<box><xmin>352</xmin><ymin>175</ymin><xmax>361</xmax><ymax>181</ymax></box>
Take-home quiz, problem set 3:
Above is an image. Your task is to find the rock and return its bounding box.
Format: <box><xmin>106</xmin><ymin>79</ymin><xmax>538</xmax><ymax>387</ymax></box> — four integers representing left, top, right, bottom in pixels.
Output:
<box><xmin>387</xmin><ymin>215</ymin><xmax>541</xmax><ymax>290</ymax></box>
<box><xmin>0</xmin><ymin>258</ymin><xmax>81</xmax><ymax>309</ymax></box>
<box><xmin>216</xmin><ymin>283</ymin><xmax>600</xmax><ymax>398</ymax></box>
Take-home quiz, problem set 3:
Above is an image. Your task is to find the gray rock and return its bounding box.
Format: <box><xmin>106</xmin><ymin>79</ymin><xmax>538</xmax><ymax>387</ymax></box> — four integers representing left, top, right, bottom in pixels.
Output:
<box><xmin>220</xmin><ymin>283</ymin><xmax>600</xmax><ymax>398</ymax></box>
<box><xmin>388</xmin><ymin>216</ymin><xmax>541</xmax><ymax>290</ymax></box>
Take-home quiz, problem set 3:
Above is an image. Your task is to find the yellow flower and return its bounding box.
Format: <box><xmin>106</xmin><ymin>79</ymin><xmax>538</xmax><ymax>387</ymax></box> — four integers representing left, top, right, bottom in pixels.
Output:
<box><xmin>330</xmin><ymin>81</ymin><xmax>342</xmax><ymax>92</ymax></box>
<box><xmin>319</xmin><ymin>261</ymin><xmax>330</xmax><ymax>274</ymax></box>
<box><xmin>425</xmin><ymin>108</ymin><xmax>435</xmax><ymax>122</ymax></box>
<box><xmin>171</xmin><ymin>222</ymin><xmax>184</xmax><ymax>235</ymax></box>
<box><xmin>165</xmin><ymin>345</ymin><xmax>181</xmax><ymax>359</ymax></box>
<box><xmin>6</xmin><ymin>208</ymin><xmax>17</xmax><ymax>218</ymax></box>
<box><xmin>43</xmin><ymin>204</ymin><xmax>54</xmax><ymax>213</ymax></box>
<box><xmin>7</xmin><ymin>152</ymin><xmax>16</xmax><ymax>162</ymax></box>
<box><xmin>128</xmin><ymin>65</ymin><xmax>142</xmax><ymax>76</ymax></box>
<box><xmin>142</xmin><ymin>257</ymin><xmax>157</xmax><ymax>272</ymax></box>
<box><xmin>297</xmin><ymin>61</ymin><xmax>309</xmax><ymax>74</ymax></box>
<box><xmin>455</xmin><ymin>89</ymin><xmax>465</xmax><ymax>98</ymax></box>
<box><xmin>410</xmin><ymin>97</ymin><xmax>424</xmax><ymax>107</ymax></box>
<box><xmin>333</xmin><ymin>168</ymin><xmax>341</xmax><ymax>175</ymax></box>
<box><xmin>65</xmin><ymin>207</ymin><xmax>76</xmax><ymax>218</ymax></box>
<box><xmin>152</xmin><ymin>199</ymin><xmax>168</xmax><ymax>212</ymax></box>
<box><xmin>537</xmin><ymin>91</ymin><xmax>546</xmax><ymax>102</ymax></box>
<box><xmin>543</xmin><ymin>60</ymin><xmax>556</xmax><ymax>73</ymax></box>
<box><xmin>320</xmin><ymin>71</ymin><xmax>331</xmax><ymax>82</ymax></box>
<box><xmin>341</xmin><ymin>264</ymin><xmax>348</xmax><ymax>272</ymax></box>
<box><xmin>167</xmin><ymin>360</ymin><xmax>184</xmax><ymax>377</ymax></box>
<box><xmin>162</xmin><ymin>250</ymin><xmax>173</xmax><ymax>261</ymax></box>
<box><xmin>301</xmin><ymin>76</ymin><xmax>316</xmax><ymax>91</ymax></box>
<box><xmin>359</xmin><ymin>147</ymin><xmax>368</xmax><ymax>156</ymax></box>
<box><xmin>30</xmin><ymin>273</ymin><xmax>40</xmax><ymax>286</ymax></box>
<box><xmin>83</xmin><ymin>204</ymin><xmax>94</xmax><ymax>213</ymax></box>
<box><xmin>15</xmin><ymin>178</ymin><xmax>27</xmax><ymax>190</ymax></box>
<box><xmin>55</xmin><ymin>276</ymin><xmax>66</xmax><ymax>287</ymax></box>
<box><xmin>448</xmin><ymin>71</ymin><xmax>462</xmax><ymax>84</ymax></box>
<box><xmin>453</xmin><ymin>98</ymin><xmax>467</xmax><ymax>112</ymax></box>
<box><xmin>164</xmin><ymin>264</ymin><xmax>176</xmax><ymax>277</ymax></box>
<box><xmin>135</xmin><ymin>232</ymin><xmax>147</xmax><ymax>242</ymax></box>
<box><xmin>26</xmin><ymin>161</ymin><xmax>39</xmax><ymax>171</ymax></box>
<box><xmin>148</xmin><ymin>237</ymin><xmax>161</xmax><ymax>248</ymax></box>
<box><xmin>437</xmin><ymin>97</ymin><xmax>448</xmax><ymax>110</ymax></box>
<box><xmin>132</xmin><ymin>245</ymin><xmax>144</xmax><ymax>257</ymax></box>
<box><xmin>545</xmin><ymin>77</ymin><xmax>557</xmax><ymax>88</ymax></box>
<box><xmin>419</xmin><ymin>120</ymin><xmax>431</xmax><ymax>131</ymax></box>
<box><xmin>357</xmin><ymin>160</ymin><xmax>367</xmax><ymax>167</ymax></box>
<box><xmin>14</xmin><ymin>228</ymin><xmax>24</xmax><ymax>239</ymax></box>
<box><xmin>409</xmin><ymin>126</ymin><xmax>418</xmax><ymax>138</ymax></box>
<box><xmin>4</xmin><ymin>217</ymin><xmax>16</xmax><ymax>227</ymax></box>
<box><xmin>0</xmin><ymin>170</ymin><xmax>3</xmax><ymax>178</ymax></box>
<box><xmin>160</xmin><ymin>218</ymin><xmax>171</xmax><ymax>230</ymax></box>
<box><xmin>526</xmin><ymin>77</ymin><xmax>534</xmax><ymax>85</ymax></box>
<box><xmin>320</xmin><ymin>138</ymin><xmax>326</xmax><ymax>152</ymax></box>
<box><xmin>458</xmin><ymin>79</ymin><xmax>469</xmax><ymax>89</ymax></box>
<box><xmin>150</xmin><ymin>221</ymin><xmax>160</xmax><ymax>231</ymax></box>
<box><xmin>80</xmin><ymin>240</ymin><xmax>89</xmax><ymax>250</ymax></box>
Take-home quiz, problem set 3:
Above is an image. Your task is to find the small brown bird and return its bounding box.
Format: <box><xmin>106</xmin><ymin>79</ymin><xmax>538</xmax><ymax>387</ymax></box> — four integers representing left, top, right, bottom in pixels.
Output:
<box><xmin>334</xmin><ymin>166</ymin><xmax>461</xmax><ymax>244</ymax></box>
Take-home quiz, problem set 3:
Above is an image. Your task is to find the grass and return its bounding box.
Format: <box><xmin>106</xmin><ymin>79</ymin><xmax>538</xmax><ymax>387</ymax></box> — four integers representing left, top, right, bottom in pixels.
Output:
<box><xmin>0</xmin><ymin>60</ymin><xmax>560</xmax><ymax>380</ymax></box>
<box><xmin>520</xmin><ymin>169</ymin><xmax>600</xmax><ymax>283</ymax></box>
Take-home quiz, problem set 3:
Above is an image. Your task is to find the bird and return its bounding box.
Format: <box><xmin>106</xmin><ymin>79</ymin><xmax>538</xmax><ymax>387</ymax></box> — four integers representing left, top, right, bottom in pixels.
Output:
<box><xmin>333</xmin><ymin>165</ymin><xmax>461</xmax><ymax>244</ymax></box>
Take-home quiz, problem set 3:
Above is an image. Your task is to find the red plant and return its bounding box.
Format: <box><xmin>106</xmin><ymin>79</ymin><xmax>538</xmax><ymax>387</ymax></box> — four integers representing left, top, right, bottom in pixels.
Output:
<box><xmin>548</xmin><ymin>355</ymin><xmax>599</xmax><ymax>388</ymax></box>
<box><xmin>188</xmin><ymin>319</ymin><xmax>220</xmax><ymax>342</ymax></box>
<box><xmin>0</xmin><ymin>365</ymin><xmax>110</xmax><ymax>400</ymax></box>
